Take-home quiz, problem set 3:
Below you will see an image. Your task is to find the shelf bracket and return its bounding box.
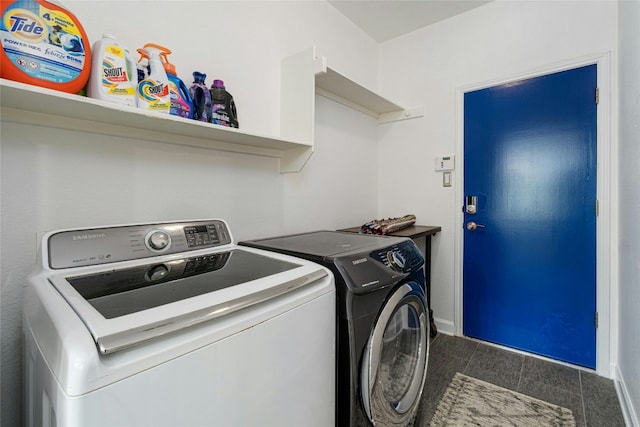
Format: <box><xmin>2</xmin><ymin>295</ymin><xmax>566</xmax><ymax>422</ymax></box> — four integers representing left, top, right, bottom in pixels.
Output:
<box><xmin>378</xmin><ymin>106</ymin><xmax>425</xmax><ymax>124</ymax></box>
<box><xmin>280</xmin><ymin>47</ymin><xmax>325</xmax><ymax>145</ymax></box>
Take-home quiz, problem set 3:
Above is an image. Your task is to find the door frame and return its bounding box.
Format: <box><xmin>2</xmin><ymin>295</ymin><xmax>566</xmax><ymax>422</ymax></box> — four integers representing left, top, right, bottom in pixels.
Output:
<box><xmin>453</xmin><ymin>52</ymin><xmax>616</xmax><ymax>377</ymax></box>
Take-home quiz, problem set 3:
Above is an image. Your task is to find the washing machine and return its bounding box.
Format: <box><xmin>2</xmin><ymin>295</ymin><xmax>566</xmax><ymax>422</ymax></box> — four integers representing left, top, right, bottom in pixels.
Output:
<box><xmin>23</xmin><ymin>219</ymin><xmax>336</xmax><ymax>427</ymax></box>
<box><xmin>240</xmin><ymin>231</ymin><xmax>430</xmax><ymax>427</ymax></box>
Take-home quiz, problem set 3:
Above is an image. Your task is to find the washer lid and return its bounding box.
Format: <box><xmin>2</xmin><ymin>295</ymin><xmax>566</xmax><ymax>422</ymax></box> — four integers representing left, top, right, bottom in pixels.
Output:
<box><xmin>65</xmin><ymin>249</ymin><xmax>298</xmax><ymax>319</ymax></box>
<box><xmin>49</xmin><ymin>248</ymin><xmax>327</xmax><ymax>354</ymax></box>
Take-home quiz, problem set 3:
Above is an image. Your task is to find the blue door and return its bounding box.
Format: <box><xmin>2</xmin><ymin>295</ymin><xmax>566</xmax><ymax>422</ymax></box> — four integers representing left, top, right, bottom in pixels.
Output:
<box><xmin>463</xmin><ymin>65</ymin><xmax>597</xmax><ymax>368</ymax></box>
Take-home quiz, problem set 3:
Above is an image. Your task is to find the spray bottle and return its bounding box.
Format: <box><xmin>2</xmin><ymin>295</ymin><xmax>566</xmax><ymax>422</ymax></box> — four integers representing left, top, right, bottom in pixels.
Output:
<box><xmin>87</xmin><ymin>34</ymin><xmax>136</xmax><ymax>106</ymax></box>
<box><xmin>136</xmin><ymin>45</ymin><xmax>170</xmax><ymax>113</ymax></box>
<box><xmin>143</xmin><ymin>43</ymin><xmax>193</xmax><ymax>119</ymax></box>
<box><xmin>136</xmin><ymin>55</ymin><xmax>148</xmax><ymax>84</ymax></box>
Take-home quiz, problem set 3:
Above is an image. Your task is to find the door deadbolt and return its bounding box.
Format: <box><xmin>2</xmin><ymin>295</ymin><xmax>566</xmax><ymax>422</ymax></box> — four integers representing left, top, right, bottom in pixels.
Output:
<box><xmin>465</xmin><ymin>196</ymin><xmax>478</xmax><ymax>214</ymax></box>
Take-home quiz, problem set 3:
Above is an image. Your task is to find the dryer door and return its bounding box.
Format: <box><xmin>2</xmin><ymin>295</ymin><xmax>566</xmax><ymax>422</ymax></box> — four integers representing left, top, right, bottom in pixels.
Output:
<box><xmin>361</xmin><ymin>281</ymin><xmax>429</xmax><ymax>426</ymax></box>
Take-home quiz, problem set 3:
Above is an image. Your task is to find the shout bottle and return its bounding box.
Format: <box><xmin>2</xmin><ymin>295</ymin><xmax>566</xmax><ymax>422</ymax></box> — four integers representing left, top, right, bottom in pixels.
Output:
<box><xmin>135</xmin><ymin>45</ymin><xmax>170</xmax><ymax>113</ymax></box>
<box><xmin>87</xmin><ymin>34</ymin><xmax>136</xmax><ymax>106</ymax></box>
<box><xmin>144</xmin><ymin>43</ymin><xmax>193</xmax><ymax>119</ymax></box>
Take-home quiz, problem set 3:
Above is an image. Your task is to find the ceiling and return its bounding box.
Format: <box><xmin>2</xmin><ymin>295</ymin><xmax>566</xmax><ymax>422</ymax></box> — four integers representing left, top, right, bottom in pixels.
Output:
<box><xmin>328</xmin><ymin>0</ymin><xmax>492</xmax><ymax>42</ymax></box>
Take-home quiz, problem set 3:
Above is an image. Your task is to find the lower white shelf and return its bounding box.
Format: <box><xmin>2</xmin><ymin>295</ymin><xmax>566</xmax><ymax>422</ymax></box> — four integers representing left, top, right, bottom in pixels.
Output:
<box><xmin>0</xmin><ymin>79</ymin><xmax>312</xmax><ymax>173</ymax></box>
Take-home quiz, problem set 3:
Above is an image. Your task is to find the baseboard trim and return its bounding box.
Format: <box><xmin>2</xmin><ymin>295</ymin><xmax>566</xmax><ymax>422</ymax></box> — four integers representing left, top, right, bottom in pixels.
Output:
<box><xmin>615</xmin><ymin>365</ymin><xmax>639</xmax><ymax>427</ymax></box>
<box><xmin>434</xmin><ymin>318</ymin><xmax>455</xmax><ymax>336</ymax></box>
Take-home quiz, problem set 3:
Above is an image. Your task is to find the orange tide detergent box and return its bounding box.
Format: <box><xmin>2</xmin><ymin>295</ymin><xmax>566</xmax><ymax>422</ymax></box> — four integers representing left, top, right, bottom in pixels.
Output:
<box><xmin>1</xmin><ymin>0</ymin><xmax>91</xmax><ymax>93</ymax></box>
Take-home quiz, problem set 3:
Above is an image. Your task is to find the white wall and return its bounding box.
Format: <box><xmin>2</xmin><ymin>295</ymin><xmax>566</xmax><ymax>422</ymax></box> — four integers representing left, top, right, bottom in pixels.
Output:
<box><xmin>0</xmin><ymin>2</ymin><xmax>381</xmax><ymax>425</ymax></box>
<box><xmin>617</xmin><ymin>1</ymin><xmax>640</xmax><ymax>424</ymax></box>
<box><xmin>378</xmin><ymin>0</ymin><xmax>618</xmax><ymax>363</ymax></box>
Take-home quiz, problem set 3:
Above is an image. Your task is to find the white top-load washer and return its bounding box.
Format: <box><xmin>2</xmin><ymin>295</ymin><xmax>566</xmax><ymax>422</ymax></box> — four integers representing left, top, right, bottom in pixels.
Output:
<box><xmin>23</xmin><ymin>219</ymin><xmax>335</xmax><ymax>427</ymax></box>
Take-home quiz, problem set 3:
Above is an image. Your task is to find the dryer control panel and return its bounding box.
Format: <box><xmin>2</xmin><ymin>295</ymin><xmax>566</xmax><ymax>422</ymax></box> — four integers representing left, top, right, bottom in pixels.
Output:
<box><xmin>47</xmin><ymin>220</ymin><xmax>232</xmax><ymax>269</ymax></box>
<box><xmin>335</xmin><ymin>239</ymin><xmax>424</xmax><ymax>294</ymax></box>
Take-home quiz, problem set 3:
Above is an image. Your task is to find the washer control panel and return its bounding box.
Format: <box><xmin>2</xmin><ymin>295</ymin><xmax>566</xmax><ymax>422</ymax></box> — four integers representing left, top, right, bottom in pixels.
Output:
<box><xmin>184</xmin><ymin>224</ymin><xmax>221</xmax><ymax>248</ymax></box>
<box><xmin>48</xmin><ymin>220</ymin><xmax>232</xmax><ymax>269</ymax></box>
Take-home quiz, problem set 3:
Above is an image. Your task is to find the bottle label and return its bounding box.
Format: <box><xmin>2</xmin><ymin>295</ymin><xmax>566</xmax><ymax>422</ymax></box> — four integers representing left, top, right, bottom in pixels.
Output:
<box><xmin>138</xmin><ymin>78</ymin><xmax>170</xmax><ymax>111</ymax></box>
<box><xmin>189</xmin><ymin>83</ymin><xmax>210</xmax><ymax>122</ymax></box>
<box><xmin>168</xmin><ymin>80</ymin><xmax>191</xmax><ymax>118</ymax></box>
<box><xmin>0</xmin><ymin>2</ymin><xmax>88</xmax><ymax>84</ymax></box>
<box><xmin>211</xmin><ymin>103</ymin><xmax>231</xmax><ymax>126</ymax></box>
<box><xmin>101</xmin><ymin>44</ymin><xmax>135</xmax><ymax>97</ymax></box>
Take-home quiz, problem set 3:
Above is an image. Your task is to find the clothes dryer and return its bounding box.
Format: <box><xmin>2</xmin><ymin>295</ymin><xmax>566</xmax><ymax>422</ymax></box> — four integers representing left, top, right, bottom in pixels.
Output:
<box><xmin>240</xmin><ymin>231</ymin><xmax>430</xmax><ymax>426</ymax></box>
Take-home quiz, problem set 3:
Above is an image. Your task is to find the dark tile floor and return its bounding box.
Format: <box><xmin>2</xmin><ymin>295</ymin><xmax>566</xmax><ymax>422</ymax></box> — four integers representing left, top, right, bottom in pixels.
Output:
<box><xmin>414</xmin><ymin>334</ymin><xmax>626</xmax><ymax>426</ymax></box>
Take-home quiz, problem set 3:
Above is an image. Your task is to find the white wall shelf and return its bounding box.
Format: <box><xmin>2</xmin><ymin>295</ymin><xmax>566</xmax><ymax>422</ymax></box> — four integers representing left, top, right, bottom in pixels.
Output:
<box><xmin>316</xmin><ymin>66</ymin><xmax>424</xmax><ymax>124</ymax></box>
<box><xmin>0</xmin><ymin>79</ymin><xmax>312</xmax><ymax>173</ymax></box>
<box><xmin>309</xmin><ymin>47</ymin><xmax>423</xmax><ymax>123</ymax></box>
<box><xmin>279</xmin><ymin>47</ymin><xmax>423</xmax><ymax>170</ymax></box>
<box><xmin>1</xmin><ymin>48</ymin><xmax>421</xmax><ymax>173</ymax></box>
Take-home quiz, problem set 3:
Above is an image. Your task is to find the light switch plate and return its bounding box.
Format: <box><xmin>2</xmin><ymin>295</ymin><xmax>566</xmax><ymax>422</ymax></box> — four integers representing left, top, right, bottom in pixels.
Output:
<box><xmin>443</xmin><ymin>171</ymin><xmax>452</xmax><ymax>187</ymax></box>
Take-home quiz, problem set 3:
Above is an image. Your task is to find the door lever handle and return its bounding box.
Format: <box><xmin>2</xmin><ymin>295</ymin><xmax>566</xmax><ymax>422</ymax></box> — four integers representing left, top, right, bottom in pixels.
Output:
<box><xmin>466</xmin><ymin>221</ymin><xmax>486</xmax><ymax>231</ymax></box>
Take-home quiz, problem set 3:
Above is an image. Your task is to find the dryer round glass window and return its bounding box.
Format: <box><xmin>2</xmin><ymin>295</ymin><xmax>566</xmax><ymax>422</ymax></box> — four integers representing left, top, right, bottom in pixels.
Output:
<box><xmin>361</xmin><ymin>281</ymin><xmax>429</xmax><ymax>425</ymax></box>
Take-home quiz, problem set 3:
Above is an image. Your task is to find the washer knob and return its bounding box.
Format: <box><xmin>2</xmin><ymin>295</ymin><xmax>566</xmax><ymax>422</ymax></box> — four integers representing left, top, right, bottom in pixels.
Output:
<box><xmin>387</xmin><ymin>250</ymin><xmax>406</xmax><ymax>271</ymax></box>
<box><xmin>146</xmin><ymin>230</ymin><xmax>171</xmax><ymax>251</ymax></box>
<box><xmin>145</xmin><ymin>264</ymin><xmax>170</xmax><ymax>281</ymax></box>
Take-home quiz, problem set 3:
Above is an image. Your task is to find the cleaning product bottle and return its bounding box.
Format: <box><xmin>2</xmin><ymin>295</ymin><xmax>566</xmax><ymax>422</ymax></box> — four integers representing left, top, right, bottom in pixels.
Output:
<box><xmin>136</xmin><ymin>53</ymin><xmax>148</xmax><ymax>84</ymax></box>
<box><xmin>135</xmin><ymin>45</ymin><xmax>170</xmax><ymax>113</ymax></box>
<box><xmin>209</xmin><ymin>79</ymin><xmax>239</xmax><ymax>128</ymax></box>
<box><xmin>0</xmin><ymin>0</ymin><xmax>91</xmax><ymax>94</ymax></box>
<box><xmin>143</xmin><ymin>43</ymin><xmax>193</xmax><ymax>119</ymax></box>
<box><xmin>87</xmin><ymin>34</ymin><xmax>136</xmax><ymax>106</ymax></box>
<box><xmin>189</xmin><ymin>71</ymin><xmax>211</xmax><ymax>122</ymax></box>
